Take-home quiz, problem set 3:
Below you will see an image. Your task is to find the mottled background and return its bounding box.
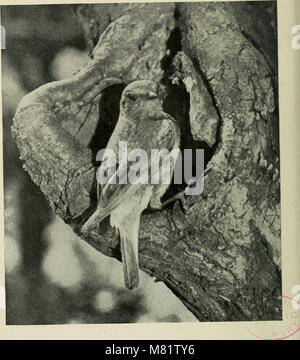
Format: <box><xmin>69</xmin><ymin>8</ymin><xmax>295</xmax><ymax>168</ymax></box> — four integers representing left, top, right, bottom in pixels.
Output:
<box><xmin>2</xmin><ymin>4</ymin><xmax>196</xmax><ymax>325</ymax></box>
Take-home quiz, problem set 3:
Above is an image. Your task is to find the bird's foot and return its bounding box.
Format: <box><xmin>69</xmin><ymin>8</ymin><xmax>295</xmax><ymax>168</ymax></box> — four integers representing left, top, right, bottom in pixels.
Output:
<box><xmin>150</xmin><ymin>181</ymin><xmax>197</xmax><ymax>213</ymax></box>
<box><xmin>161</xmin><ymin>189</ymin><xmax>187</xmax><ymax>211</ymax></box>
<box><xmin>161</xmin><ymin>180</ymin><xmax>198</xmax><ymax>213</ymax></box>
<box><xmin>149</xmin><ymin>197</ymin><xmax>163</xmax><ymax>210</ymax></box>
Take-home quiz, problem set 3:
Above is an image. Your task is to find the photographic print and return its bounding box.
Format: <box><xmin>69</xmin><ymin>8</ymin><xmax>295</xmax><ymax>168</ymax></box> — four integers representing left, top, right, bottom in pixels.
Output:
<box><xmin>2</xmin><ymin>1</ymin><xmax>281</xmax><ymax>325</ymax></box>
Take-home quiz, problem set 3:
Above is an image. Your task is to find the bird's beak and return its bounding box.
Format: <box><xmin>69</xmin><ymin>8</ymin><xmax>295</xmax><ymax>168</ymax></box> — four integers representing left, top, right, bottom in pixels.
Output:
<box><xmin>148</xmin><ymin>92</ymin><xmax>158</xmax><ymax>99</ymax></box>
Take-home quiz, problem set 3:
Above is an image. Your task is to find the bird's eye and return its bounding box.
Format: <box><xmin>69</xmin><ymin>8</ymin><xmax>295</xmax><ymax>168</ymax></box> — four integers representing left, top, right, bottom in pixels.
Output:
<box><xmin>127</xmin><ymin>93</ymin><xmax>137</xmax><ymax>101</ymax></box>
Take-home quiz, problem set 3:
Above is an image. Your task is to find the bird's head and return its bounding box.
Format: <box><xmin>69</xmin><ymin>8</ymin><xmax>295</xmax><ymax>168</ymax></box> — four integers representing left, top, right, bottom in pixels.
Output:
<box><xmin>120</xmin><ymin>80</ymin><xmax>162</xmax><ymax>117</ymax></box>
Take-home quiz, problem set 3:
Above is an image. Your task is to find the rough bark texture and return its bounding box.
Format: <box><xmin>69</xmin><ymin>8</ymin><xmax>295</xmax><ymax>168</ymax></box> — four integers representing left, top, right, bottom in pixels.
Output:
<box><xmin>11</xmin><ymin>2</ymin><xmax>281</xmax><ymax>321</ymax></box>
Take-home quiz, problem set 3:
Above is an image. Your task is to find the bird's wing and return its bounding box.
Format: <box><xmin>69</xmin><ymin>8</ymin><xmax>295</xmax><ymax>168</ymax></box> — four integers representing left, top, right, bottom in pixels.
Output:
<box><xmin>96</xmin><ymin>117</ymin><xmax>131</xmax><ymax>199</ymax></box>
<box><xmin>96</xmin><ymin>161</ymin><xmax>148</xmax><ymax>220</ymax></box>
<box><xmin>81</xmin><ymin>161</ymin><xmax>140</xmax><ymax>233</ymax></box>
<box><xmin>96</xmin><ymin>111</ymin><xmax>180</xmax><ymax>219</ymax></box>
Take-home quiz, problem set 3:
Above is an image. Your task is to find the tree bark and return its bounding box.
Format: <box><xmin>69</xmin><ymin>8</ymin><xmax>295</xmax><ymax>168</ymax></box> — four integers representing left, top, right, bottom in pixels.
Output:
<box><xmin>11</xmin><ymin>2</ymin><xmax>281</xmax><ymax>321</ymax></box>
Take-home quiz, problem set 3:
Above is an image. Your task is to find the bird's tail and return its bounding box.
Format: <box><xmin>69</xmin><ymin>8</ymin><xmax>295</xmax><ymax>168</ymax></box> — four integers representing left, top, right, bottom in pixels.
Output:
<box><xmin>119</xmin><ymin>218</ymin><xmax>140</xmax><ymax>290</ymax></box>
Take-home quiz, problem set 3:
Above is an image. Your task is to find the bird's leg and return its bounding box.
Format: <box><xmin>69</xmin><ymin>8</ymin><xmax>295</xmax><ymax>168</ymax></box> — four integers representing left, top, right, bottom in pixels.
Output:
<box><xmin>149</xmin><ymin>189</ymin><xmax>187</xmax><ymax>213</ymax></box>
<box><xmin>160</xmin><ymin>180</ymin><xmax>198</xmax><ymax>211</ymax></box>
<box><xmin>149</xmin><ymin>196</ymin><xmax>163</xmax><ymax>210</ymax></box>
<box><xmin>161</xmin><ymin>188</ymin><xmax>187</xmax><ymax>208</ymax></box>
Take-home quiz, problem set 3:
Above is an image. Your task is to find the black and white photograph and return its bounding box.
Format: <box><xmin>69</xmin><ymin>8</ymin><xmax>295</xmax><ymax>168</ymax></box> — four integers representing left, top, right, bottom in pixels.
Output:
<box><xmin>2</xmin><ymin>1</ymin><xmax>282</xmax><ymax>326</ymax></box>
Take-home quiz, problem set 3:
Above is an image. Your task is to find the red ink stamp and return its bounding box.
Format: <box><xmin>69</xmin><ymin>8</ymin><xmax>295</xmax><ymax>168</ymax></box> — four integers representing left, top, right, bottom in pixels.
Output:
<box><xmin>246</xmin><ymin>295</ymin><xmax>300</xmax><ymax>340</ymax></box>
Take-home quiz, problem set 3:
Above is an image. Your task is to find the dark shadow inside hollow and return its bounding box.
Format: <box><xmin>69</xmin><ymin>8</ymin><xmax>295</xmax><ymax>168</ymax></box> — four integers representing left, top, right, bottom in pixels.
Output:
<box><xmin>158</xmin><ymin>24</ymin><xmax>215</xmax><ymax>206</ymax></box>
<box><xmin>159</xmin><ymin>30</ymin><xmax>214</xmax><ymax>205</ymax></box>
<box><xmin>88</xmin><ymin>83</ymin><xmax>126</xmax><ymax>166</ymax></box>
<box><xmin>161</xmin><ymin>82</ymin><xmax>214</xmax><ymax>205</ymax></box>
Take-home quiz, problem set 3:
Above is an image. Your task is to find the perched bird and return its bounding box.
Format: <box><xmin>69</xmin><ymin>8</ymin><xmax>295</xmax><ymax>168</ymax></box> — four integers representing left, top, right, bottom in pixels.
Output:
<box><xmin>82</xmin><ymin>80</ymin><xmax>180</xmax><ymax>289</ymax></box>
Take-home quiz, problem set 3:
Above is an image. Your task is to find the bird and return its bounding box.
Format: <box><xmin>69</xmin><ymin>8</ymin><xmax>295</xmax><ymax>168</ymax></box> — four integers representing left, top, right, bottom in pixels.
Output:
<box><xmin>82</xmin><ymin>80</ymin><xmax>181</xmax><ymax>290</ymax></box>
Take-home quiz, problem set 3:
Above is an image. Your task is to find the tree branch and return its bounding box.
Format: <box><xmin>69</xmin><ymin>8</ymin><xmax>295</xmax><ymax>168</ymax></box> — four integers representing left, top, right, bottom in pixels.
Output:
<box><xmin>12</xmin><ymin>2</ymin><xmax>281</xmax><ymax>321</ymax></box>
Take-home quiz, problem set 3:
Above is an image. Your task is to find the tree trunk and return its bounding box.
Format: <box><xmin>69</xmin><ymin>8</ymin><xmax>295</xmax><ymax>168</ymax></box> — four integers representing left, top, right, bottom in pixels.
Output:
<box><xmin>11</xmin><ymin>2</ymin><xmax>281</xmax><ymax>321</ymax></box>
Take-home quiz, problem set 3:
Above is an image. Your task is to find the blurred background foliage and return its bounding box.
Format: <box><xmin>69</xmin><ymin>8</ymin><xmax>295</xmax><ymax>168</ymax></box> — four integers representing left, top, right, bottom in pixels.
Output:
<box><xmin>1</xmin><ymin>4</ymin><xmax>196</xmax><ymax>324</ymax></box>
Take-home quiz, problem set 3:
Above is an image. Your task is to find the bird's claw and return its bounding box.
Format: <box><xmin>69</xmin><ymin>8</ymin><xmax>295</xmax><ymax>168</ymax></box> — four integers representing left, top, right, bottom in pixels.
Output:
<box><xmin>161</xmin><ymin>189</ymin><xmax>188</xmax><ymax>214</ymax></box>
<box><xmin>149</xmin><ymin>197</ymin><xmax>163</xmax><ymax>210</ymax></box>
<box><xmin>161</xmin><ymin>180</ymin><xmax>197</xmax><ymax>213</ymax></box>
